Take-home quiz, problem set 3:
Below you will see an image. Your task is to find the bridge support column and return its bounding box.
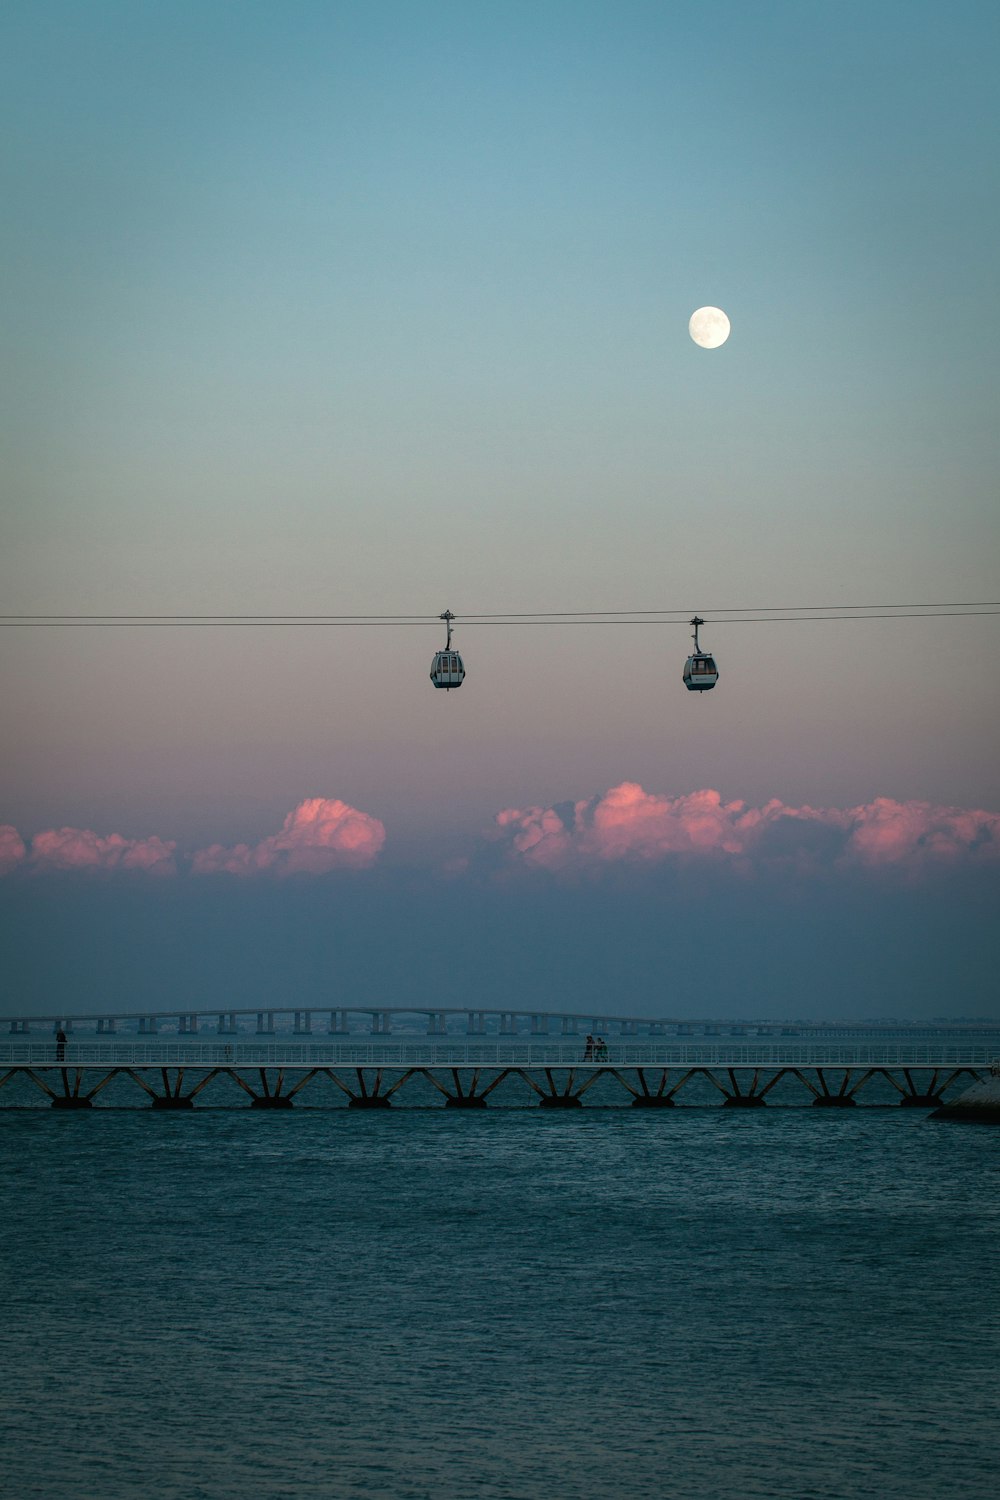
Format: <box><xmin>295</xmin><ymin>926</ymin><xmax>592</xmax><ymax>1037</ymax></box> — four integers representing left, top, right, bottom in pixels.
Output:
<box><xmin>499</xmin><ymin>1012</ymin><xmax>517</xmax><ymax>1035</ymax></box>
<box><xmin>370</xmin><ymin>1011</ymin><xmax>391</xmax><ymax>1035</ymax></box>
<box><xmin>805</xmin><ymin>1069</ymin><xmax>859</xmax><ymax>1106</ymax></box>
<box><xmin>292</xmin><ymin>1010</ymin><xmax>312</xmax><ymax>1035</ymax></box>
<box><xmin>177</xmin><ymin>1014</ymin><xmax>198</xmax><ymax>1035</ymax></box>
<box><xmin>440</xmin><ymin>1068</ymin><xmax>488</xmax><ymax>1107</ymax></box>
<box><xmin>346</xmin><ymin>1067</ymin><xmax>393</xmax><ymax>1106</ymax></box>
<box><xmin>9</xmin><ymin>1020</ymin><xmax>30</xmax><ymax>1035</ymax></box>
<box><xmin>96</xmin><ymin>1018</ymin><xmax>116</xmax><ymax>1035</ymax></box>
<box><xmin>628</xmin><ymin>1068</ymin><xmax>676</xmax><ymax>1106</ymax></box>
<box><xmin>560</xmin><ymin>1017</ymin><xmax>578</xmax><ymax>1036</ymax></box>
<box><xmin>256</xmin><ymin>1011</ymin><xmax>276</xmax><ymax>1035</ymax></box>
<box><xmin>248</xmin><ymin>1068</ymin><xmax>295</xmax><ymax>1108</ymax></box>
<box><xmin>30</xmin><ymin>1067</ymin><xmax>121</xmax><ymax>1108</ymax></box>
<box><xmin>216</xmin><ymin>1013</ymin><xmax>238</xmax><ymax>1036</ymax></box>
<box><xmin>51</xmin><ymin>1018</ymin><xmax>74</xmax><ymax>1035</ymax></box>
<box><xmin>426</xmin><ymin>1012</ymin><xmax>447</xmax><ymax>1036</ymax></box>
<box><xmin>533</xmin><ymin>1067</ymin><xmax>597</xmax><ymax>1107</ymax></box>
<box><xmin>466</xmin><ymin>1011</ymin><xmax>487</xmax><ymax>1035</ymax></box>
<box><xmin>530</xmin><ymin>1014</ymin><xmax>548</xmax><ymax>1036</ymax></box>
<box><xmin>328</xmin><ymin>1009</ymin><xmax>350</xmax><ymax>1035</ymax></box>
<box><xmin>137</xmin><ymin>1016</ymin><xmax>157</xmax><ymax>1035</ymax></box>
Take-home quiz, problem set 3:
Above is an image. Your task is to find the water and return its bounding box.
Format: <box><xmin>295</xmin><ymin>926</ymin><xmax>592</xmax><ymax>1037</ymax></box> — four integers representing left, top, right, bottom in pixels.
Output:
<box><xmin>2</xmin><ymin>1108</ymin><xmax>998</xmax><ymax>1499</ymax></box>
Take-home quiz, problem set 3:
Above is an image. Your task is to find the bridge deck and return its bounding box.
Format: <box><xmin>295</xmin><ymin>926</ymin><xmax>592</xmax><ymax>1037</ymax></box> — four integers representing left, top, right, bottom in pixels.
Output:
<box><xmin>1</xmin><ymin>1041</ymin><xmax>995</xmax><ymax>1069</ymax></box>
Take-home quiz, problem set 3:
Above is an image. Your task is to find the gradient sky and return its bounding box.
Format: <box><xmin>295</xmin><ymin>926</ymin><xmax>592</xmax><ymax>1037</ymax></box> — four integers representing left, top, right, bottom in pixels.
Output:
<box><xmin>2</xmin><ymin>1</ymin><xmax>998</xmax><ymax>1018</ymax></box>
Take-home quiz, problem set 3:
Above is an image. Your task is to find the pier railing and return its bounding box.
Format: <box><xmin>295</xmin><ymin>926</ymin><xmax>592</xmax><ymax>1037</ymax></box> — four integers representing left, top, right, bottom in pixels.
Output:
<box><xmin>2</xmin><ymin>1040</ymin><xmax>995</xmax><ymax>1069</ymax></box>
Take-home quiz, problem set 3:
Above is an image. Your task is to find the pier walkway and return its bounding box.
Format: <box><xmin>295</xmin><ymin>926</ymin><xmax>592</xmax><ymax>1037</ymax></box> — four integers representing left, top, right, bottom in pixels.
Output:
<box><xmin>1</xmin><ymin>1039</ymin><xmax>995</xmax><ymax>1110</ymax></box>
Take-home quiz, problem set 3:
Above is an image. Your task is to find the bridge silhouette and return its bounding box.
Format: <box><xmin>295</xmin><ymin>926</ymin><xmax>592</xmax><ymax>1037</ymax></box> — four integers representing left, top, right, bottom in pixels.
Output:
<box><xmin>3</xmin><ymin>1002</ymin><xmax>995</xmax><ymax>1041</ymax></box>
<box><xmin>2</xmin><ymin>1025</ymin><xmax>996</xmax><ymax>1111</ymax></box>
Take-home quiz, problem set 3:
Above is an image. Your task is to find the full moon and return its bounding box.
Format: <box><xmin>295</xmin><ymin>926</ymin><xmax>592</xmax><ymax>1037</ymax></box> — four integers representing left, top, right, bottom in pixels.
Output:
<box><xmin>689</xmin><ymin>306</ymin><xmax>731</xmax><ymax>349</ymax></box>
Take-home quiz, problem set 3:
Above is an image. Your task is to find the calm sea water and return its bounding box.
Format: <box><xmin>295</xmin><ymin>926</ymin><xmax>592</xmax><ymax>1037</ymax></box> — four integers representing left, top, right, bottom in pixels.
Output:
<box><xmin>2</xmin><ymin>1108</ymin><xmax>998</xmax><ymax>1500</ymax></box>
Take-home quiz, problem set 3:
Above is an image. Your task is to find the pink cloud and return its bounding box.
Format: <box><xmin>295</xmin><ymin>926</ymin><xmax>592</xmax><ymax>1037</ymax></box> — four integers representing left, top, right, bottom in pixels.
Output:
<box><xmin>191</xmin><ymin>797</ymin><xmax>385</xmax><ymax>876</ymax></box>
<box><xmin>493</xmin><ymin>783</ymin><xmax>1000</xmax><ymax>876</ymax></box>
<box><xmin>28</xmin><ymin>826</ymin><xmax>177</xmax><ymax>876</ymax></box>
<box><xmin>0</xmin><ymin>825</ymin><xmax>27</xmax><ymax>874</ymax></box>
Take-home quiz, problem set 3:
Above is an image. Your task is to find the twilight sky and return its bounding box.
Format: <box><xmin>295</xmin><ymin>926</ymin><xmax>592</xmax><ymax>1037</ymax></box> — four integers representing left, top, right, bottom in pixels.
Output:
<box><xmin>1</xmin><ymin>1</ymin><xmax>998</xmax><ymax>1019</ymax></box>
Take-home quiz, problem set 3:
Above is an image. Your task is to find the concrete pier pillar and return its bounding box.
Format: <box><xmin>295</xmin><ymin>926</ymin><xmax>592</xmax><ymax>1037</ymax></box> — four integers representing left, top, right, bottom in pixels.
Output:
<box><xmin>9</xmin><ymin>1020</ymin><xmax>30</xmax><ymax>1035</ymax></box>
<box><xmin>292</xmin><ymin>1010</ymin><xmax>312</xmax><ymax>1035</ymax></box>
<box><xmin>466</xmin><ymin>1011</ymin><xmax>487</xmax><ymax>1035</ymax></box>
<box><xmin>177</xmin><ymin>1014</ymin><xmax>198</xmax><ymax>1035</ymax></box>
<box><xmin>328</xmin><ymin>1009</ymin><xmax>350</xmax><ymax>1035</ymax></box>
<box><xmin>96</xmin><ymin>1018</ymin><xmax>116</xmax><ymax>1035</ymax></box>
<box><xmin>370</xmin><ymin>1011</ymin><xmax>391</xmax><ymax>1035</ymax></box>
<box><xmin>216</xmin><ymin>1013</ymin><xmax>238</xmax><ymax>1035</ymax></box>
<box><xmin>137</xmin><ymin>1016</ymin><xmax>158</xmax><ymax>1035</ymax></box>
<box><xmin>256</xmin><ymin>1011</ymin><xmax>276</xmax><ymax>1036</ymax></box>
<box><xmin>426</xmin><ymin>1012</ymin><xmax>447</xmax><ymax>1036</ymax></box>
<box><xmin>52</xmin><ymin>1019</ymin><xmax>74</xmax><ymax>1034</ymax></box>
<box><xmin>621</xmin><ymin>1020</ymin><xmax>637</xmax><ymax>1036</ymax></box>
<box><xmin>530</xmin><ymin>1014</ymin><xmax>547</xmax><ymax>1036</ymax></box>
<box><xmin>592</xmin><ymin>1017</ymin><xmax>610</xmax><ymax>1034</ymax></box>
<box><xmin>499</xmin><ymin>1012</ymin><xmax>517</xmax><ymax>1035</ymax></box>
<box><xmin>560</xmin><ymin>1017</ymin><xmax>578</xmax><ymax>1036</ymax></box>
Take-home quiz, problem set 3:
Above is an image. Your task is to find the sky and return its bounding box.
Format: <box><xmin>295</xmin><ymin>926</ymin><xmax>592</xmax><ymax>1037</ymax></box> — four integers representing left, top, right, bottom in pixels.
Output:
<box><xmin>1</xmin><ymin>0</ymin><xmax>998</xmax><ymax>1020</ymax></box>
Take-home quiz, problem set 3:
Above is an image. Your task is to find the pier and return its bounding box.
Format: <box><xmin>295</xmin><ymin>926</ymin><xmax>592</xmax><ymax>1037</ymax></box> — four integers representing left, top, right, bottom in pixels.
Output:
<box><xmin>1</xmin><ymin>1035</ymin><xmax>994</xmax><ymax>1110</ymax></box>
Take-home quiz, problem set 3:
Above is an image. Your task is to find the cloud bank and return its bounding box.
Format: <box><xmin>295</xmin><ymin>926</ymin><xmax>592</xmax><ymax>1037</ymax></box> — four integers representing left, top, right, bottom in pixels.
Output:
<box><xmin>0</xmin><ymin>822</ymin><xmax>178</xmax><ymax>876</ymax></box>
<box><xmin>2</xmin><ymin>787</ymin><xmax>997</xmax><ymax>883</ymax></box>
<box><xmin>493</xmin><ymin>783</ymin><xmax>1000</xmax><ymax>876</ymax></box>
<box><xmin>0</xmin><ymin>826</ymin><xmax>27</xmax><ymax>875</ymax></box>
<box><xmin>191</xmin><ymin>797</ymin><xmax>386</xmax><ymax>876</ymax></box>
<box><xmin>0</xmin><ymin>798</ymin><xmax>385</xmax><ymax>878</ymax></box>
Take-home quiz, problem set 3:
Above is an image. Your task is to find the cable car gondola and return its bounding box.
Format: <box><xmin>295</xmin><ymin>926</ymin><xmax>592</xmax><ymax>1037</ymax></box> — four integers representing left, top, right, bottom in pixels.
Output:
<box><xmin>430</xmin><ymin>609</ymin><xmax>465</xmax><ymax>690</ymax></box>
<box><xmin>682</xmin><ymin>615</ymin><xmax>718</xmax><ymax>692</ymax></box>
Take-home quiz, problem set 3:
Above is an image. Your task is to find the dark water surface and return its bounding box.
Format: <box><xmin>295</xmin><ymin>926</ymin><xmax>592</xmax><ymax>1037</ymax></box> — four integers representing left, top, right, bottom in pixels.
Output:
<box><xmin>2</xmin><ymin>1108</ymin><xmax>998</xmax><ymax>1499</ymax></box>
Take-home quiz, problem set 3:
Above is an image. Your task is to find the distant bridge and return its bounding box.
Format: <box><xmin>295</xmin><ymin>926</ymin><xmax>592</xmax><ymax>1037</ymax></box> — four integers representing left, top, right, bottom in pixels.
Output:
<box><xmin>2</xmin><ymin>1003</ymin><xmax>997</xmax><ymax>1041</ymax></box>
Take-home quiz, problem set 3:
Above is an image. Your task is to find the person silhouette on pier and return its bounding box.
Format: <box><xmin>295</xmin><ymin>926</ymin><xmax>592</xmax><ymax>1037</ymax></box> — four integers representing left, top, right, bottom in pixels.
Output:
<box><xmin>584</xmin><ymin>1034</ymin><xmax>595</xmax><ymax>1060</ymax></box>
<box><xmin>595</xmin><ymin>1035</ymin><xmax>609</xmax><ymax>1061</ymax></box>
<box><xmin>55</xmin><ymin>1029</ymin><xmax>67</xmax><ymax>1062</ymax></box>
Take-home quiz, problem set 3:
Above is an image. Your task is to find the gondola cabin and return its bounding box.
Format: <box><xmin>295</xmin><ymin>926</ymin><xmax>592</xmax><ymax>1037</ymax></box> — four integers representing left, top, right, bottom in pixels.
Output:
<box><xmin>430</xmin><ymin>649</ymin><xmax>465</xmax><ymax>689</ymax></box>
<box><xmin>430</xmin><ymin>608</ymin><xmax>465</xmax><ymax>690</ymax></box>
<box><xmin>682</xmin><ymin>616</ymin><xmax>718</xmax><ymax>692</ymax></box>
<box><xmin>682</xmin><ymin>652</ymin><xmax>718</xmax><ymax>691</ymax></box>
